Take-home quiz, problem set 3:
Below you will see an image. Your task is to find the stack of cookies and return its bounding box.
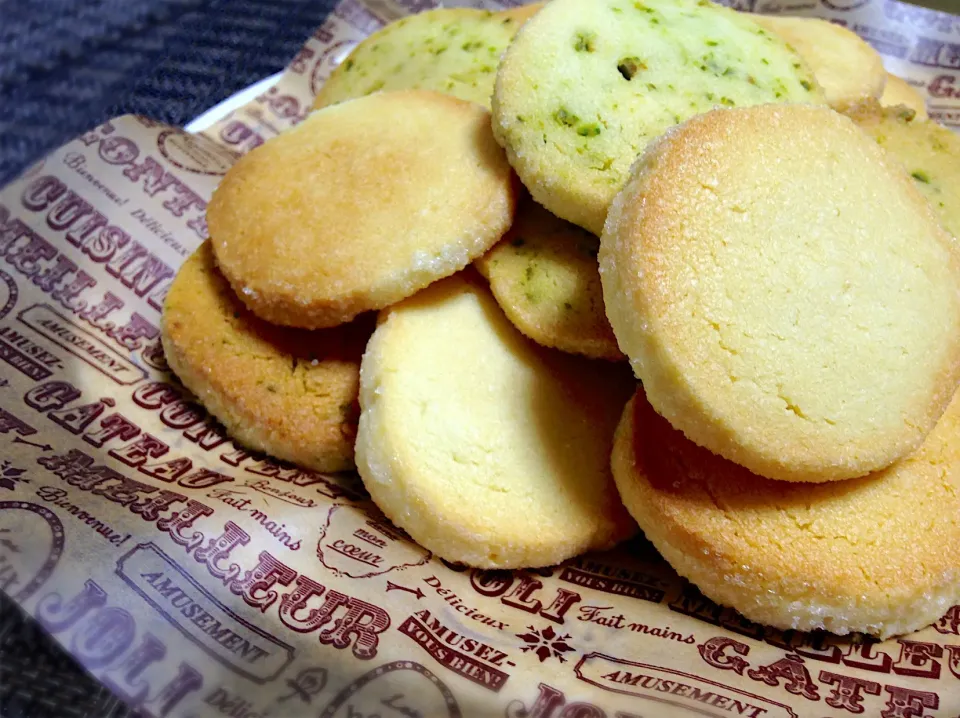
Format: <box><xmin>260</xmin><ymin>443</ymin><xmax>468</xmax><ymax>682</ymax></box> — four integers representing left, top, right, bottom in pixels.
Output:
<box><xmin>161</xmin><ymin>0</ymin><xmax>960</xmax><ymax>640</ymax></box>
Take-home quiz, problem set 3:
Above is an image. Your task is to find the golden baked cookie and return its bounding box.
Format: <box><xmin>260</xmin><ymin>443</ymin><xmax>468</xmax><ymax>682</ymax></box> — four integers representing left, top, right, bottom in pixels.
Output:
<box><xmin>612</xmin><ymin>388</ymin><xmax>960</xmax><ymax>638</ymax></box>
<box><xmin>749</xmin><ymin>14</ymin><xmax>885</xmax><ymax>109</ymax></box>
<box><xmin>355</xmin><ymin>272</ymin><xmax>636</xmax><ymax>569</ymax></box>
<box><xmin>846</xmin><ymin>99</ymin><xmax>960</xmax><ymax>240</ymax></box>
<box><xmin>161</xmin><ymin>242</ymin><xmax>372</xmax><ymax>473</ymax></box>
<box><xmin>312</xmin><ymin>8</ymin><xmax>529</xmax><ymax>110</ymax></box>
<box><xmin>499</xmin><ymin>2</ymin><xmax>545</xmax><ymax>24</ymax></box>
<box><xmin>880</xmin><ymin>73</ymin><xmax>928</xmax><ymax>119</ymax></box>
<box><xmin>209</xmin><ymin>90</ymin><xmax>516</xmax><ymax>329</ymax></box>
<box><xmin>600</xmin><ymin>104</ymin><xmax>960</xmax><ymax>483</ymax></box>
<box><xmin>475</xmin><ymin>199</ymin><xmax>623</xmax><ymax>360</ymax></box>
<box><xmin>492</xmin><ymin>0</ymin><xmax>824</xmax><ymax>236</ymax></box>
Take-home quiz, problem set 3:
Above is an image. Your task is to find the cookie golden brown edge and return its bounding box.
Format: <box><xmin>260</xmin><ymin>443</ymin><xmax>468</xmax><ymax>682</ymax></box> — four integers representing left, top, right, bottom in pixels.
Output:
<box><xmin>600</xmin><ymin>103</ymin><xmax>960</xmax><ymax>483</ymax></box>
<box><xmin>355</xmin><ymin>272</ymin><xmax>637</xmax><ymax>569</ymax></box>
<box><xmin>209</xmin><ymin>89</ymin><xmax>517</xmax><ymax>329</ymax></box>
<box><xmin>161</xmin><ymin>242</ymin><xmax>372</xmax><ymax>473</ymax></box>
<box><xmin>612</xmin><ymin>387</ymin><xmax>960</xmax><ymax>638</ymax></box>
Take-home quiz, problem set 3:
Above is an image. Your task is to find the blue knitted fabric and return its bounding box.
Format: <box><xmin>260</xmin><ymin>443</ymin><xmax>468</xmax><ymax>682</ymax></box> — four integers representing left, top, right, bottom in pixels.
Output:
<box><xmin>0</xmin><ymin>2</ymin><xmax>335</xmax><ymax>715</ymax></box>
<box><xmin>0</xmin><ymin>0</ymin><xmax>338</xmax><ymax>186</ymax></box>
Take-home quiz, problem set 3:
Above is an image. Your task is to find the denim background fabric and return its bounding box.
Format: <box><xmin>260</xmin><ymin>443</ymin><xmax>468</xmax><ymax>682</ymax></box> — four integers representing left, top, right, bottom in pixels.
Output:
<box><xmin>0</xmin><ymin>1</ymin><xmax>335</xmax><ymax>714</ymax></box>
<box><xmin>0</xmin><ymin>0</ymin><xmax>337</xmax><ymax>185</ymax></box>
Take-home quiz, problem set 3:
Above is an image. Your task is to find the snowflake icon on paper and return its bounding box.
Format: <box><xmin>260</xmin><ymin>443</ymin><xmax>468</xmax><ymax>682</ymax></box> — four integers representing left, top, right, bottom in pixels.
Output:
<box><xmin>0</xmin><ymin>462</ymin><xmax>27</xmax><ymax>491</ymax></box>
<box><xmin>516</xmin><ymin>625</ymin><xmax>575</xmax><ymax>663</ymax></box>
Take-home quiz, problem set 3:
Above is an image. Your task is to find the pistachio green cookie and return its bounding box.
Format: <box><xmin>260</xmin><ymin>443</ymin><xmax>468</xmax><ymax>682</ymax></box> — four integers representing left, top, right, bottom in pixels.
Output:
<box><xmin>313</xmin><ymin>8</ymin><xmax>528</xmax><ymax>110</ymax></box>
<box><xmin>476</xmin><ymin>199</ymin><xmax>624</xmax><ymax>361</ymax></box>
<box><xmin>492</xmin><ymin>0</ymin><xmax>825</xmax><ymax>235</ymax></box>
<box><xmin>846</xmin><ymin>100</ymin><xmax>960</xmax><ymax>241</ymax></box>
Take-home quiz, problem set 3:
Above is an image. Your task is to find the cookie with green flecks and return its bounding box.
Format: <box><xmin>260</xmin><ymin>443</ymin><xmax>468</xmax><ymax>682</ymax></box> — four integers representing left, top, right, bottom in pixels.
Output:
<box><xmin>313</xmin><ymin>8</ymin><xmax>530</xmax><ymax>110</ymax></box>
<box><xmin>491</xmin><ymin>0</ymin><xmax>826</xmax><ymax>235</ymax></box>
<box><xmin>748</xmin><ymin>14</ymin><xmax>885</xmax><ymax>110</ymax></box>
<box><xmin>476</xmin><ymin>199</ymin><xmax>624</xmax><ymax>361</ymax></box>
<box><xmin>846</xmin><ymin>99</ymin><xmax>960</xmax><ymax>241</ymax></box>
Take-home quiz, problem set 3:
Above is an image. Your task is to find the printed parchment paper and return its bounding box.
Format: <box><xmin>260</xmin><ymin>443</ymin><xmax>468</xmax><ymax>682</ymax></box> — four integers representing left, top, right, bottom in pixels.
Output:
<box><xmin>1</xmin><ymin>0</ymin><xmax>959</xmax><ymax>716</ymax></box>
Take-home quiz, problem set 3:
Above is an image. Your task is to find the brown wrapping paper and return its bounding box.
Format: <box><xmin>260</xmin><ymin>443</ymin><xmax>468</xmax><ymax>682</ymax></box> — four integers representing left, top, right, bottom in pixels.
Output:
<box><xmin>1</xmin><ymin>0</ymin><xmax>959</xmax><ymax>715</ymax></box>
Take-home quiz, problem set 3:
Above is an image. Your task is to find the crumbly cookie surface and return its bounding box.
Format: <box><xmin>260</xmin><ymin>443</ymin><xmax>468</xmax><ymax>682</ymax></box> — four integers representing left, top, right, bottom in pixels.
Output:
<box><xmin>313</xmin><ymin>8</ymin><xmax>530</xmax><ymax>110</ymax></box>
<box><xmin>209</xmin><ymin>90</ymin><xmax>516</xmax><ymax>329</ymax></box>
<box><xmin>498</xmin><ymin>2</ymin><xmax>545</xmax><ymax>24</ymax></box>
<box><xmin>600</xmin><ymin>104</ymin><xmax>960</xmax><ymax>482</ymax></box>
<box><xmin>749</xmin><ymin>14</ymin><xmax>885</xmax><ymax>109</ymax></box>
<box><xmin>492</xmin><ymin>0</ymin><xmax>824</xmax><ymax>235</ymax></box>
<box><xmin>161</xmin><ymin>242</ymin><xmax>371</xmax><ymax>473</ymax></box>
<box><xmin>355</xmin><ymin>273</ymin><xmax>636</xmax><ymax>569</ymax></box>
<box><xmin>880</xmin><ymin>73</ymin><xmax>928</xmax><ymax>119</ymax></box>
<box><xmin>476</xmin><ymin>199</ymin><xmax>624</xmax><ymax>360</ymax></box>
<box><xmin>611</xmin><ymin>388</ymin><xmax>960</xmax><ymax>639</ymax></box>
<box><xmin>847</xmin><ymin>99</ymin><xmax>960</xmax><ymax>241</ymax></box>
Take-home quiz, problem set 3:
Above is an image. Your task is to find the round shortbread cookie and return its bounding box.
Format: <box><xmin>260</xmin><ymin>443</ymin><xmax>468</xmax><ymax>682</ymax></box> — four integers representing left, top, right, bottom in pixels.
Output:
<box><xmin>209</xmin><ymin>90</ymin><xmax>516</xmax><ymax>329</ymax></box>
<box><xmin>749</xmin><ymin>14</ymin><xmax>885</xmax><ymax>109</ymax></box>
<box><xmin>600</xmin><ymin>104</ymin><xmax>960</xmax><ymax>483</ymax></box>
<box><xmin>880</xmin><ymin>73</ymin><xmax>928</xmax><ymax>119</ymax></box>
<box><xmin>612</xmin><ymin>388</ymin><xmax>960</xmax><ymax>638</ymax></box>
<box><xmin>355</xmin><ymin>272</ymin><xmax>636</xmax><ymax>568</ymax></box>
<box><xmin>475</xmin><ymin>199</ymin><xmax>624</xmax><ymax>360</ymax></box>
<box><xmin>312</xmin><ymin>8</ymin><xmax>530</xmax><ymax>110</ymax></box>
<box><xmin>847</xmin><ymin>99</ymin><xmax>959</xmax><ymax>241</ymax></box>
<box><xmin>492</xmin><ymin>0</ymin><xmax>823</xmax><ymax>236</ymax></box>
<box><xmin>161</xmin><ymin>242</ymin><xmax>372</xmax><ymax>473</ymax></box>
